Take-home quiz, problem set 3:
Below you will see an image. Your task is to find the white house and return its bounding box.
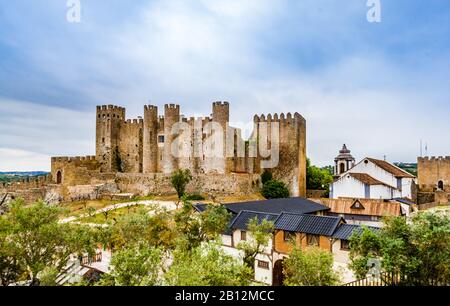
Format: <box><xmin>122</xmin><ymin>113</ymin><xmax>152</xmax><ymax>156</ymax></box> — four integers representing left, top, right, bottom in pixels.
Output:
<box><xmin>330</xmin><ymin>149</ymin><xmax>416</xmax><ymax>200</ymax></box>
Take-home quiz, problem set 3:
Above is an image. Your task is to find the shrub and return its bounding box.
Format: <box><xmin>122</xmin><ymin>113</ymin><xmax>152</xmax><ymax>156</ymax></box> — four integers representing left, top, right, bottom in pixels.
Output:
<box><xmin>261</xmin><ymin>170</ymin><xmax>273</xmax><ymax>185</ymax></box>
<box><xmin>261</xmin><ymin>180</ymin><xmax>290</xmax><ymax>199</ymax></box>
<box><xmin>170</xmin><ymin>169</ymin><xmax>193</xmax><ymax>199</ymax></box>
<box><xmin>184</xmin><ymin>194</ymin><xmax>205</xmax><ymax>201</ymax></box>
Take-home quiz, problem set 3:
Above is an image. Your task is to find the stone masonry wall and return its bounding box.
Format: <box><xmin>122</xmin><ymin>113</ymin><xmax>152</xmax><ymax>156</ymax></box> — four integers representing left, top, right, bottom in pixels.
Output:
<box><xmin>418</xmin><ymin>156</ymin><xmax>450</xmax><ymax>192</ymax></box>
<box><xmin>115</xmin><ymin>172</ymin><xmax>261</xmax><ymax>197</ymax></box>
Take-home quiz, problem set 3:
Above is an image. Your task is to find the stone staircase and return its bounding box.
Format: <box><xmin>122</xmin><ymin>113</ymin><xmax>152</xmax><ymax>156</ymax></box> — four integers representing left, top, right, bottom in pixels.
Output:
<box><xmin>55</xmin><ymin>260</ymin><xmax>90</xmax><ymax>286</ymax></box>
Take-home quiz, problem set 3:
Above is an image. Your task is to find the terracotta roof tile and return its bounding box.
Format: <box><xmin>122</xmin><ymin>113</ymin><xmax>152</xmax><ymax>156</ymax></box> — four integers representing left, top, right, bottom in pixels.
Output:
<box><xmin>316</xmin><ymin>198</ymin><xmax>402</xmax><ymax>217</ymax></box>
<box><xmin>366</xmin><ymin>158</ymin><xmax>415</xmax><ymax>178</ymax></box>
<box><xmin>348</xmin><ymin>173</ymin><xmax>386</xmax><ymax>186</ymax></box>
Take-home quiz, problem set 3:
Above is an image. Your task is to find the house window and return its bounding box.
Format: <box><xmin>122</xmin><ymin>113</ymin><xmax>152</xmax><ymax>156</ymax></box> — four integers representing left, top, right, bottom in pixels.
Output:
<box><xmin>257</xmin><ymin>260</ymin><xmax>270</xmax><ymax>270</ymax></box>
<box><xmin>341</xmin><ymin>240</ymin><xmax>350</xmax><ymax>251</ymax></box>
<box><xmin>307</xmin><ymin>234</ymin><xmax>320</xmax><ymax>247</ymax></box>
<box><xmin>158</xmin><ymin>135</ymin><xmax>165</xmax><ymax>143</ymax></box>
<box><xmin>371</xmin><ymin>216</ymin><xmax>379</xmax><ymax>221</ymax></box>
<box><xmin>397</xmin><ymin>178</ymin><xmax>402</xmax><ymax>191</ymax></box>
<box><xmin>351</xmin><ymin>200</ymin><xmax>365</xmax><ymax>210</ymax></box>
<box><xmin>284</xmin><ymin>231</ymin><xmax>296</xmax><ymax>242</ymax></box>
<box><xmin>241</xmin><ymin>231</ymin><xmax>247</xmax><ymax>241</ymax></box>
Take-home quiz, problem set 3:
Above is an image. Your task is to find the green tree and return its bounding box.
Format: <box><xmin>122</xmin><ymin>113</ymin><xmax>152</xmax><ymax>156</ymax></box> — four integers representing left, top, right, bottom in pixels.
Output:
<box><xmin>261</xmin><ymin>170</ymin><xmax>273</xmax><ymax>185</ymax></box>
<box><xmin>306</xmin><ymin>158</ymin><xmax>333</xmax><ymax>191</ymax></box>
<box><xmin>0</xmin><ymin>217</ymin><xmax>23</xmax><ymax>286</ymax></box>
<box><xmin>237</xmin><ymin>217</ymin><xmax>274</xmax><ymax>269</ymax></box>
<box><xmin>165</xmin><ymin>241</ymin><xmax>252</xmax><ymax>286</ymax></box>
<box><xmin>108</xmin><ymin>243</ymin><xmax>164</xmax><ymax>286</ymax></box>
<box><xmin>171</xmin><ymin>169</ymin><xmax>193</xmax><ymax>206</ymax></box>
<box><xmin>283</xmin><ymin>246</ymin><xmax>340</xmax><ymax>286</ymax></box>
<box><xmin>348</xmin><ymin>227</ymin><xmax>383</xmax><ymax>279</ymax></box>
<box><xmin>0</xmin><ymin>200</ymin><xmax>99</xmax><ymax>285</ymax></box>
<box><xmin>174</xmin><ymin>201</ymin><xmax>231</xmax><ymax>251</ymax></box>
<box><xmin>105</xmin><ymin>206</ymin><xmax>175</xmax><ymax>251</ymax></box>
<box><xmin>349</xmin><ymin>212</ymin><xmax>450</xmax><ymax>285</ymax></box>
<box><xmin>261</xmin><ymin>180</ymin><xmax>290</xmax><ymax>199</ymax></box>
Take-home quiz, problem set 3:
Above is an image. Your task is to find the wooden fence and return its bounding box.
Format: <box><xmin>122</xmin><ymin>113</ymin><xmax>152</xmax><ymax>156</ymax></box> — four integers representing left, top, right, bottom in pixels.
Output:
<box><xmin>343</xmin><ymin>272</ymin><xmax>447</xmax><ymax>286</ymax></box>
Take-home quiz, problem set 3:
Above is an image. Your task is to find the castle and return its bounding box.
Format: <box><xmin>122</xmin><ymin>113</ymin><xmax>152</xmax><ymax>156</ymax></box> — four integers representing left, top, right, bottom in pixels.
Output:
<box><xmin>46</xmin><ymin>102</ymin><xmax>306</xmax><ymax>201</ymax></box>
<box><xmin>417</xmin><ymin>156</ymin><xmax>450</xmax><ymax>204</ymax></box>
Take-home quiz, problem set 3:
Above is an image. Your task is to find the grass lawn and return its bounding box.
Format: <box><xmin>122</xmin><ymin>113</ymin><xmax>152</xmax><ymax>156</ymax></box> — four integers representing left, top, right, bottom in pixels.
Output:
<box><xmin>218</xmin><ymin>193</ymin><xmax>265</xmax><ymax>203</ymax></box>
<box><xmin>78</xmin><ymin>205</ymin><xmax>151</xmax><ymax>224</ymax></box>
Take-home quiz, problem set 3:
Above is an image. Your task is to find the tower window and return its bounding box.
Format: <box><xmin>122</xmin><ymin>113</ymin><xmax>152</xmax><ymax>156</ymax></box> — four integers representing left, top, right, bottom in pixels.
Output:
<box><xmin>158</xmin><ymin>135</ymin><xmax>165</xmax><ymax>143</ymax></box>
<box><xmin>102</xmin><ymin>138</ymin><xmax>105</xmax><ymax>143</ymax></box>
<box><xmin>56</xmin><ymin>171</ymin><xmax>62</xmax><ymax>184</ymax></box>
<box><xmin>438</xmin><ymin>180</ymin><xmax>444</xmax><ymax>190</ymax></box>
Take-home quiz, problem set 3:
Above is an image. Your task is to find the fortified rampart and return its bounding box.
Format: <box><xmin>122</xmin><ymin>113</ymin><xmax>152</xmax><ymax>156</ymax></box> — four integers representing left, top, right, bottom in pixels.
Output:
<box><xmin>5</xmin><ymin>102</ymin><xmax>307</xmax><ymax>204</ymax></box>
<box><xmin>418</xmin><ymin>156</ymin><xmax>450</xmax><ymax>192</ymax></box>
<box><xmin>417</xmin><ymin>156</ymin><xmax>450</xmax><ymax>205</ymax></box>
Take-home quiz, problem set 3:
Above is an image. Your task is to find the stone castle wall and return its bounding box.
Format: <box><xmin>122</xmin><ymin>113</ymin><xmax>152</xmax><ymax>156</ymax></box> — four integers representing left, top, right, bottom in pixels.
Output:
<box><xmin>418</xmin><ymin>156</ymin><xmax>450</xmax><ymax>192</ymax></box>
<box><xmin>253</xmin><ymin>112</ymin><xmax>307</xmax><ymax>196</ymax></box>
<box><xmin>90</xmin><ymin>102</ymin><xmax>307</xmax><ymax>197</ymax></box>
<box><xmin>115</xmin><ymin>172</ymin><xmax>261</xmax><ymax>197</ymax></box>
<box><xmin>5</xmin><ymin>102</ymin><xmax>306</xmax><ymax>204</ymax></box>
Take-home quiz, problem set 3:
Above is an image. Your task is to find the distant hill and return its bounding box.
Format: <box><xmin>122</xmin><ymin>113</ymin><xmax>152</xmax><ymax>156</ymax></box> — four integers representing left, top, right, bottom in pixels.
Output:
<box><xmin>0</xmin><ymin>171</ymin><xmax>49</xmax><ymax>183</ymax></box>
<box><xmin>394</xmin><ymin>162</ymin><xmax>417</xmax><ymax>177</ymax></box>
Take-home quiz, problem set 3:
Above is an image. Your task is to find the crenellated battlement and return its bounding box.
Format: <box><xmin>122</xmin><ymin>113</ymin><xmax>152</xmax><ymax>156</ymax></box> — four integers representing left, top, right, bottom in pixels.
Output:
<box><xmin>52</xmin><ymin>155</ymin><xmax>96</xmax><ymax>163</ymax></box>
<box><xmin>144</xmin><ymin>105</ymin><xmax>158</xmax><ymax>111</ymax></box>
<box><xmin>123</xmin><ymin>118</ymin><xmax>144</xmax><ymax>125</ymax></box>
<box><xmin>253</xmin><ymin>112</ymin><xmax>304</xmax><ymax>125</ymax></box>
<box><xmin>213</xmin><ymin>101</ymin><xmax>229</xmax><ymax>107</ymax></box>
<box><xmin>0</xmin><ymin>174</ymin><xmax>52</xmax><ymax>191</ymax></box>
<box><xmin>97</xmin><ymin>104</ymin><xmax>126</xmax><ymax>120</ymax></box>
<box><xmin>418</xmin><ymin>156</ymin><xmax>450</xmax><ymax>162</ymax></box>
<box><xmin>165</xmin><ymin>104</ymin><xmax>180</xmax><ymax>110</ymax></box>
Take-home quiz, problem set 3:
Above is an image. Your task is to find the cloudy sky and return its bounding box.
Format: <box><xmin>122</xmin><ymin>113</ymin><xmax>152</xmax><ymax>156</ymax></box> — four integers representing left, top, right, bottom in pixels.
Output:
<box><xmin>0</xmin><ymin>0</ymin><xmax>449</xmax><ymax>171</ymax></box>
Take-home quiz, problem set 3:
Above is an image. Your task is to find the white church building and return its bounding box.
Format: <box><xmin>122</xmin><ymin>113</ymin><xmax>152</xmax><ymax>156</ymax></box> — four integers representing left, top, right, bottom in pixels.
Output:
<box><xmin>330</xmin><ymin>145</ymin><xmax>416</xmax><ymax>201</ymax></box>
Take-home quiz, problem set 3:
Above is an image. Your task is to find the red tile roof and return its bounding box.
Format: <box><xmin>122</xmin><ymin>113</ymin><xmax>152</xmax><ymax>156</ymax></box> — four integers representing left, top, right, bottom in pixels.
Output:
<box><xmin>348</xmin><ymin>173</ymin><xmax>397</xmax><ymax>189</ymax></box>
<box><xmin>366</xmin><ymin>158</ymin><xmax>415</xmax><ymax>178</ymax></box>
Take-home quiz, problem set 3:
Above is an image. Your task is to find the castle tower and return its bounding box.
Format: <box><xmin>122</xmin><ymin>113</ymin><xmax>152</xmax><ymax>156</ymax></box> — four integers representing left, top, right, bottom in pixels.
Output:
<box><xmin>163</xmin><ymin>104</ymin><xmax>180</xmax><ymax>174</ymax></box>
<box><xmin>212</xmin><ymin>102</ymin><xmax>230</xmax><ymax>173</ymax></box>
<box><xmin>143</xmin><ymin>105</ymin><xmax>158</xmax><ymax>173</ymax></box>
<box><xmin>253</xmin><ymin>112</ymin><xmax>307</xmax><ymax>197</ymax></box>
<box><xmin>96</xmin><ymin>105</ymin><xmax>125</xmax><ymax>172</ymax></box>
<box><xmin>334</xmin><ymin>144</ymin><xmax>355</xmax><ymax>177</ymax></box>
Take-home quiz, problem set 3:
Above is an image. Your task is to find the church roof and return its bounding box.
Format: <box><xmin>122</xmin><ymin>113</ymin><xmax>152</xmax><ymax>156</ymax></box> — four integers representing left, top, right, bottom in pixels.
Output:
<box><xmin>335</xmin><ymin>144</ymin><xmax>355</xmax><ymax>161</ymax></box>
<box><xmin>366</xmin><ymin>158</ymin><xmax>415</xmax><ymax>178</ymax></box>
<box><xmin>348</xmin><ymin>173</ymin><xmax>392</xmax><ymax>187</ymax></box>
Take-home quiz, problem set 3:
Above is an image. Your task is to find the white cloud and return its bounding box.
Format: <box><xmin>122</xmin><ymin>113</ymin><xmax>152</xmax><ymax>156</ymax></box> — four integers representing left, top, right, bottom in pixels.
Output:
<box><xmin>0</xmin><ymin>97</ymin><xmax>95</xmax><ymax>170</ymax></box>
<box><xmin>0</xmin><ymin>148</ymin><xmax>50</xmax><ymax>172</ymax></box>
<box><xmin>0</xmin><ymin>0</ymin><xmax>449</xmax><ymax>170</ymax></box>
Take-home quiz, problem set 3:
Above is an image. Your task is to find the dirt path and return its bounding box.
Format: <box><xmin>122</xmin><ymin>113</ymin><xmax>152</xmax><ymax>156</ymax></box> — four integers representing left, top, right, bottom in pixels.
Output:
<box><xmin>60</xmin><ymin>200</ymin><xmax>177</xmax><ymax>224</ymax></box>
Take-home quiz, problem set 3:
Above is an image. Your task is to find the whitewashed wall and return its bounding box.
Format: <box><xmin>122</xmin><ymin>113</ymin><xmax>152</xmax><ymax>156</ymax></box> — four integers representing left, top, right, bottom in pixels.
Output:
<box><xmin>331</xmin><ymin>159</ymin><xmax>413</xmax><ymax>200</ymax></box>
<box><xmin>331</xmin><ymin>241</ymin><xmax>357</xmax><ymax>283</ymax></box>
<box><xmin>254</xmin><ymin>253</ymin><xmax>273</xmax><ymax>285</ymax></box>
<box><xmin>331</xmin><ymin>175</ymin><xmax>366</xmax><ymax>199</ymax></box>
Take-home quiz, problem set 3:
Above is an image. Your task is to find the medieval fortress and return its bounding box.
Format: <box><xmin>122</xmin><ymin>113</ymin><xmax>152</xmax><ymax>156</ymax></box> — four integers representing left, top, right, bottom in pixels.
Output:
<box><xmin>2</xmin><ymin>102</ymin><xmax>448</xmax><ymax>206</ymax></box>
<box><xmin>1</xmin><ymin>102</ymin><xmax>306</xmax><ymax>203</ymax></box>
<box><xmin>417</xmin><ymin>156</ymin><xmax>450</xmax><ymax>204</ymax></box>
